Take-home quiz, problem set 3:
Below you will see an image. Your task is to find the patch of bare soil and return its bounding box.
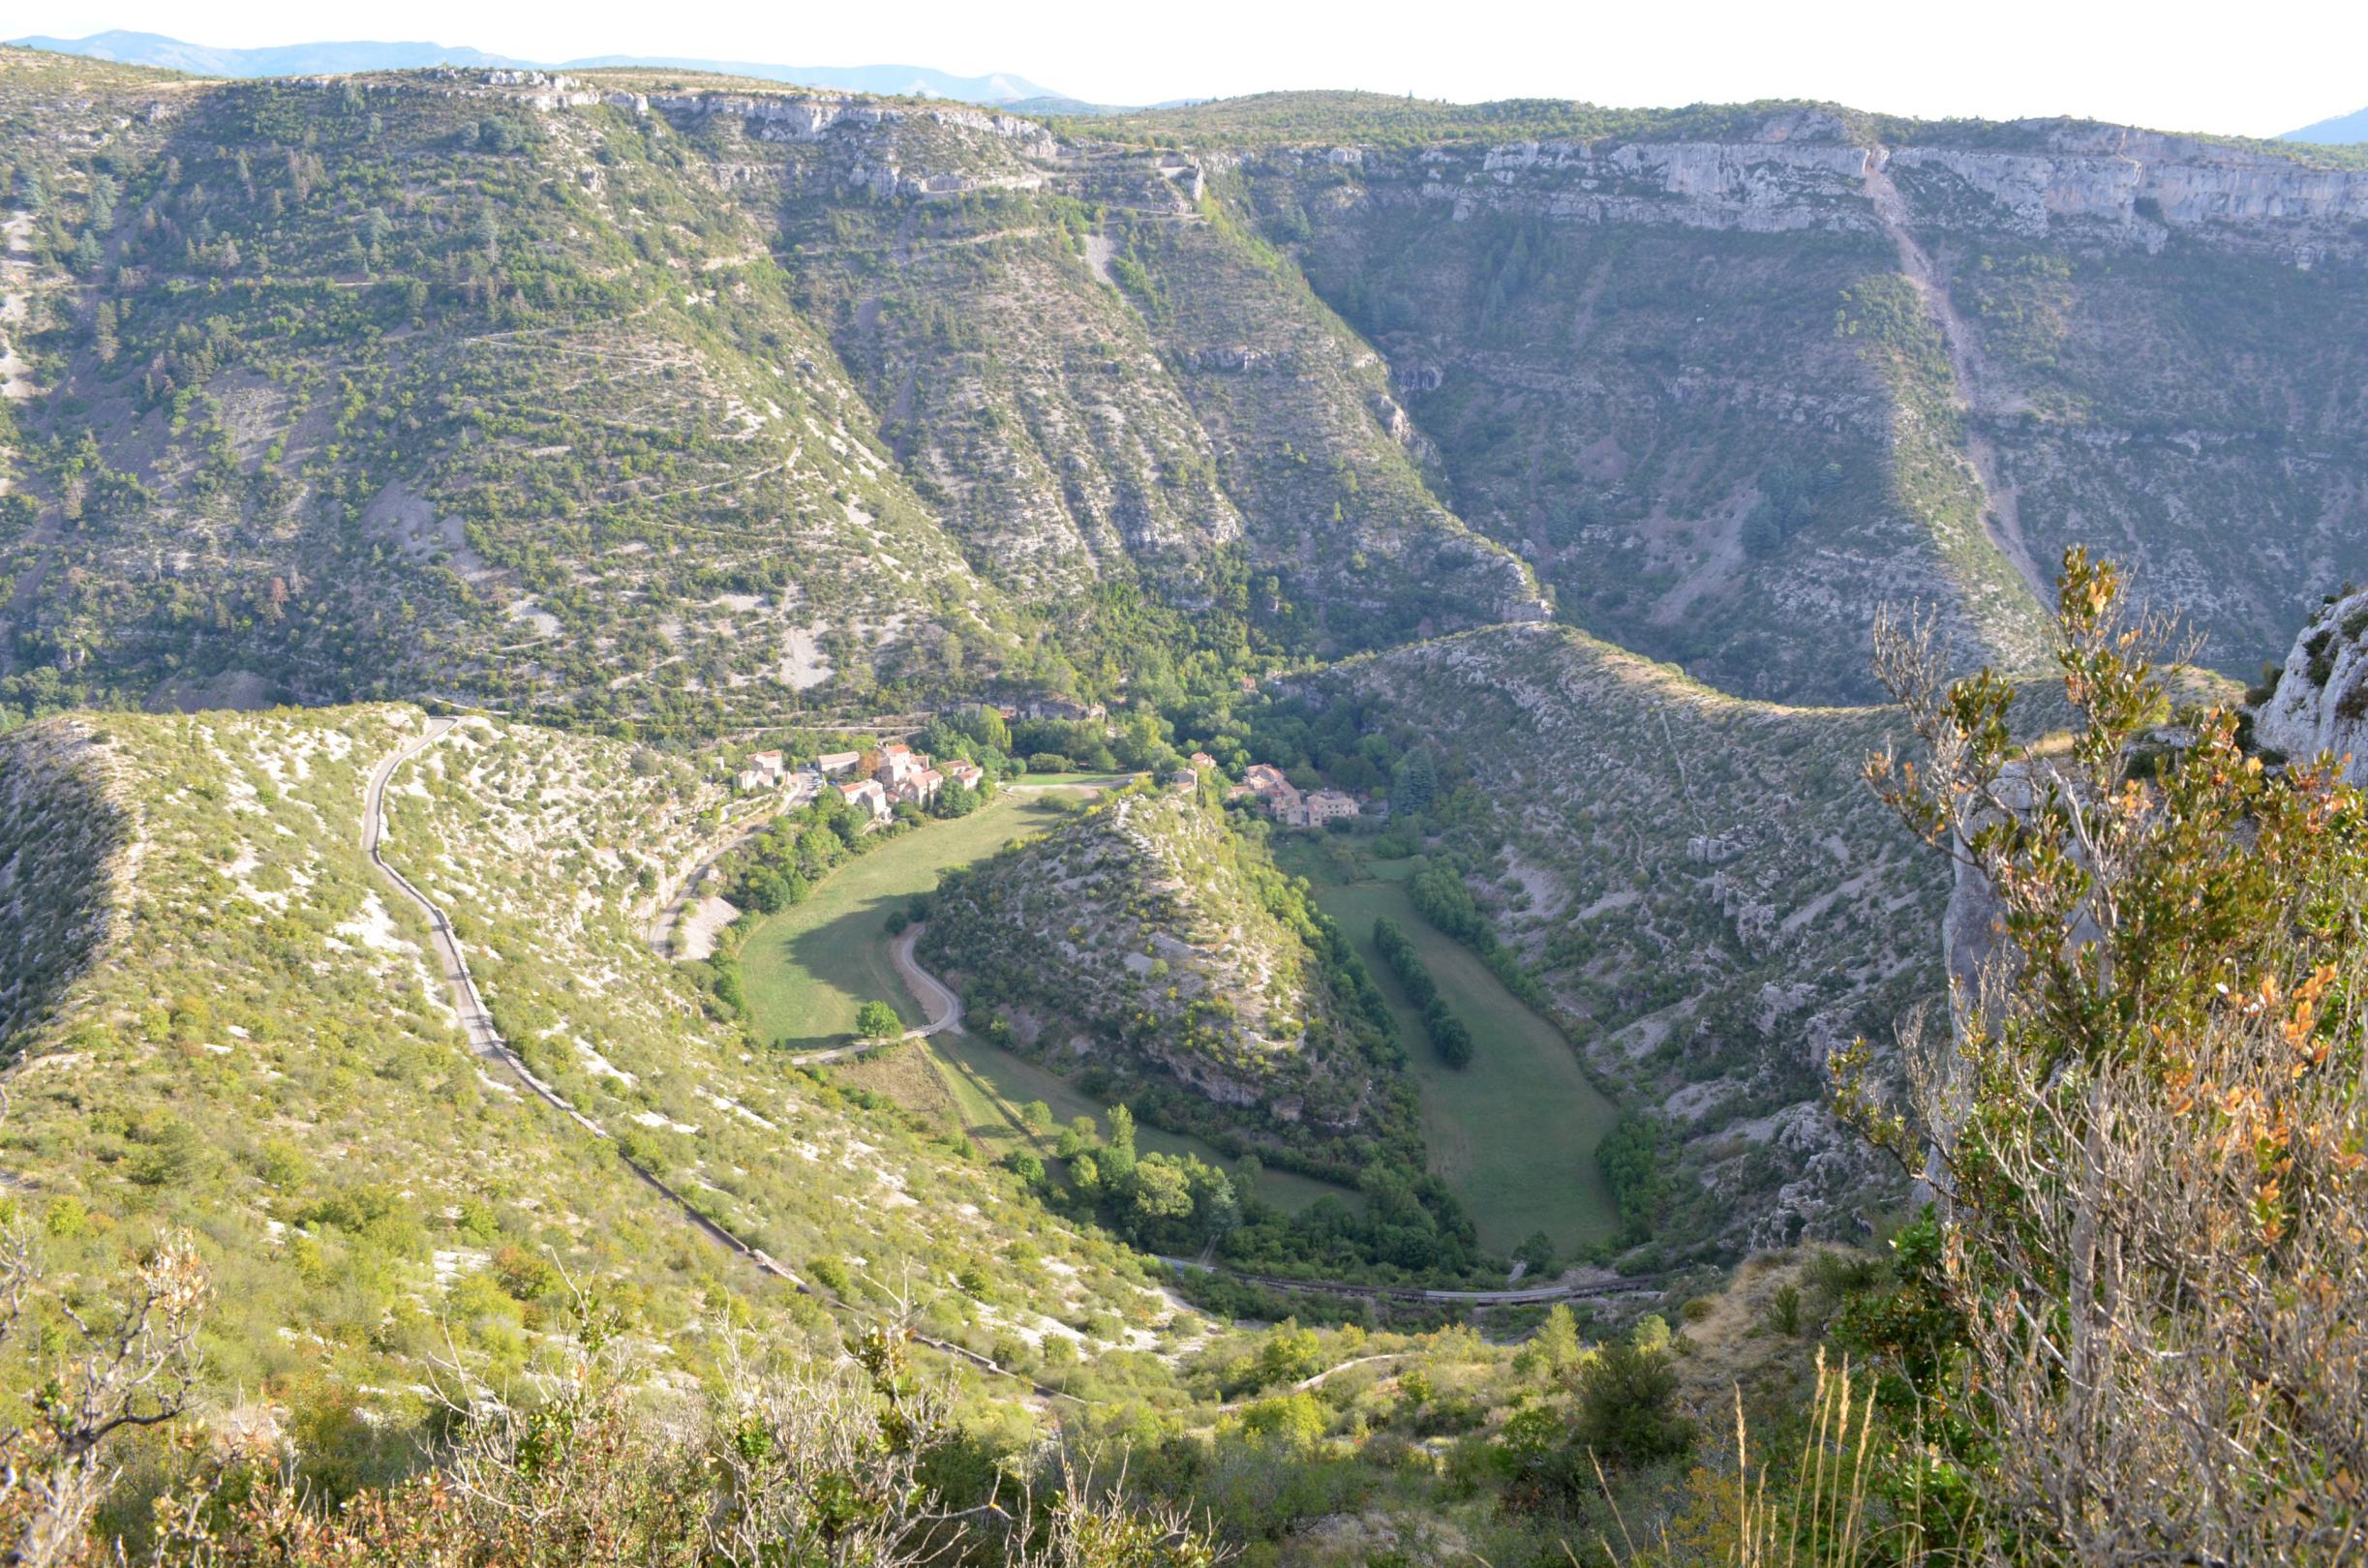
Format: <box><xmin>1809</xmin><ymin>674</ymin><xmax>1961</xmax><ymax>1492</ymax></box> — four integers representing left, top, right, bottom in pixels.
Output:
<box><xmin>362</xmin><ymin>480</ymin><xmax>492</xmax><ymax>580</ymax></box>
<box><xmin>676</xmin><ymin>894</ymin><xmax>740</xmax><ymax>961</ymax></box>
<box><xmin>146</xmin><ymin>669</ymin><xmax>284</xmax><ymax>713</ymax></box>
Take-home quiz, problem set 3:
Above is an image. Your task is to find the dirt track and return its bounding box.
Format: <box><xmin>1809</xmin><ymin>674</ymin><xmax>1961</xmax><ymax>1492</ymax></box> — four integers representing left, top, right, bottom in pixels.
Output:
<box><xmin>780</xmin><ymin>923</ymin><xmax>962</xmax><ymax>1066</ymax></box>
<box><xmin>362</xmin><ymin>719</ymin><xmax>1085</xmax><ymax>1402</ymax></box>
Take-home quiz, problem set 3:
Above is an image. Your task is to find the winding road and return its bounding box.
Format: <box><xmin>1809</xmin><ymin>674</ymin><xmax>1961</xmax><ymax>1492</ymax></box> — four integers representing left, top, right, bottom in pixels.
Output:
<box><xmin>781</xmin><ymin>924</ymin><xmax>964</xmax><ymax>1067</ymax></box>
<box><xmin>362</xmin><ymin>719</ymin><xmax>1087</xmax><ymax>1403</ymax></box>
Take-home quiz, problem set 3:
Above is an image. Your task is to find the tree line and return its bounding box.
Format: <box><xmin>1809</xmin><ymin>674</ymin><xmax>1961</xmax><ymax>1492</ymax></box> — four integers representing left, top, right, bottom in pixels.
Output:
<box><xmin>1371</xmin><ymin>917</ymin><xmax>1473</xmax><ymax>1068</ymax></box>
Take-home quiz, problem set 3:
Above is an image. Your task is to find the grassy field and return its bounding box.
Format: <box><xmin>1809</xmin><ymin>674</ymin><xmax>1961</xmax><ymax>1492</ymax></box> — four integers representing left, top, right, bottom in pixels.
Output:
<box><xmin>1279</xmin><ymin>839</ymin><xmax>1624</xmax><ymax>1253</ymax></box>
<box><xmin>741</xmin><ymin>792</ymin><xmax>1082</xmax><ymax>1049</ymax></box>
<box><xmin>739</xmin><ymin>788</ymin><xmax>1347</xmax><ymax>1215</ymax></box>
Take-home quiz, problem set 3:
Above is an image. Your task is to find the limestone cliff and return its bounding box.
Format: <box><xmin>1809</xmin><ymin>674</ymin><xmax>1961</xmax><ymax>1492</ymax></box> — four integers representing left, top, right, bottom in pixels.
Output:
<box><xmin>1220</xmin><ymin>106</ymin><xmax>2368</xmax><ymax>700</ymax></box>
<box><xmin>2254</xmin><ymin>588</ymin><xmax>2368</xmax><ymax>777</ymax></box>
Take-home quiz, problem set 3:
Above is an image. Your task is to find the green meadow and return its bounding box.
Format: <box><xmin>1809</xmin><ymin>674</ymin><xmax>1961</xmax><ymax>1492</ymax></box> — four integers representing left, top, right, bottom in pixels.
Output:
<box><xmin>738</xmin><ymin>787</ymin><xmax>1347</xmax><ymax>1215</ymax></box>
<box><xmin>739</xmin><ymin>791</ymin><xmax>1082</xmax><ymax>1049</ymax></box>
<box><xmin>1280</xmin><ymin>840</ymin><xmax>1624</xmax><ymax>1253</ymax></box>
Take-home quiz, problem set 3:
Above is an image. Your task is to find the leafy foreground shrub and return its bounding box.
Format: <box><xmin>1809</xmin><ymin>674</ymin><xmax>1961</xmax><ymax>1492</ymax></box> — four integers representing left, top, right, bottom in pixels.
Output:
<box><xmin>141</xmin><ymin>1310</ymin><xmax>1226</xmax><ymax>1568</ymax></box>
<box><xmin>0</xmin><ymin>1222</ymin><xmax>1223</xmax><ymax>1568</ymax></box>
<box><xmin>1821</xmin><ymin>550</ymin><xmax>2368</xmax><ymax>1565</ymax></box>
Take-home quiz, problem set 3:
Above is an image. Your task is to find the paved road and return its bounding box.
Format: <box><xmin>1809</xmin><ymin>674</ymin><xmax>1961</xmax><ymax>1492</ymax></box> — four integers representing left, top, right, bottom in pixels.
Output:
<box><xmin>361</xmin><ymin>722</ymin><xmax>1084</xmax><ymax>1402</ymax></box>
<box><xmin>780</xmin><ymin>923</ymin><xmax>962</xmax><ymax>1067</ymax></box>
<box><xmin>642</xmin><ymin>804</ymin><xmax>780</xmax><ymax>956</ymax></box>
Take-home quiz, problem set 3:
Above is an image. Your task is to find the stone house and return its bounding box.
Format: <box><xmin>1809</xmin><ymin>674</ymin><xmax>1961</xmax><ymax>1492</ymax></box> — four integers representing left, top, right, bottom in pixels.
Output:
<box><xmin>1242</xmin><ymin>763</ymin><xmax>1307</xmax><ymax>826</ymax></box>
<box><xmin>1305</xmin><ymin>789</ymin><xmax>1360</xmax><ymax>826</ymax></box>
<box><xmin>735</xmin><ymin>749</ymin><xmax>788</xmax><ymax>793</ymax></box>
<box><xmin>837</xmin><ymin>778</ymin><xmax>891</xmax><ymax>823</ymax></box>
<box><xmin>889</xmin><ymin>767</ymin><xmax>942</xmax><ymax>808</ymax></box>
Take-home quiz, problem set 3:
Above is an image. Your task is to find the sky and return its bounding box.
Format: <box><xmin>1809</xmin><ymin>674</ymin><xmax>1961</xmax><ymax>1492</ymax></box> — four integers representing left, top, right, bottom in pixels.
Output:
<box><xmin>12</xmin><ymin>0</ymin><xmax>2367</xmax><ymax>136</ymax></box>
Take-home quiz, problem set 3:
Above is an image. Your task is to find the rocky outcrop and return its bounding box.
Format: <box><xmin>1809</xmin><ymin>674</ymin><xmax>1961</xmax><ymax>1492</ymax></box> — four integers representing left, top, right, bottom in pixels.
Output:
<box><xmin>1890</xmin><ymin>128</ymin><xmax>2368</xmax><ymax>259</ymax></box>
<box><xmin>2253</xmin><ymin>589</ymin><xmax>2368</xmax><ymax>776</ymax></box>
<box><xmin>649</xmin><ymin>90</ymin><xmax>1056</xmax><ymax>157</ymax></box>
<box><xmin>1292</xmin><ymin>112</ymin><xmax>2368</xmax><ymax>260</ymax></box>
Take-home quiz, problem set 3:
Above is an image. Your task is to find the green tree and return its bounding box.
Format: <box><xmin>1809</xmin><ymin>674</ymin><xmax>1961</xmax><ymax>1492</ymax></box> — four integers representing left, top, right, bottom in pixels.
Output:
<box><xmin>1391</xmin><ymin>748</ymin><xmax>1437</xmax><ymax>815</ymax></box>
<box><xmin>1129</xmin><ymin>1158</ymin><xmax>1194</xmax><ymax>1227</ymax></box>
<box><xmin>1098</xmin><ymin>1103</ymin><xmax>1138</xmax><ymax>1188</ymax></box>
<box><xmin>1251</xmin><ymin>1319</ymin><xmax>1323</xmax><ymax>1390</ymax></box>
<box><xmin>1512</xmin><ymin>1230</ymin><xmax>1555</xmax><ymax>1278</ymax></box>
<box><xmin>1517</xmin><ymin>1303</ymin><xmax>1583</xmax><ymax>1381</ymax></box>
<box><xmin>1833</xmin><ymin>548</ymin><xmax>2368</xmax><ymax>1562</ymax></box>
<box><xmin>854</xmin><ymin>1000</ymin><xmax>901</xmax><ymax>1040</ymax></box>
<box><xmin>1573</xmin><ymin>1341</ymin><xmax>1691</xmax><ymax>1468</ymax></box>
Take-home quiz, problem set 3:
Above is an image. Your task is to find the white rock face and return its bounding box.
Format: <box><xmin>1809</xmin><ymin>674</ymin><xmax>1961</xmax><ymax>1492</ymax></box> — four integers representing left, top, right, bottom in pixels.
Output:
<box><xmin>2254</xmin><ymin>589</ymin><xmax>2368</xmax><ymax>778</ymax></box>
<box><xmin>1333</xmin><ymin>112</ymin><xmax>2368</xmax><ymax>257</ymax></box>
<box><xmin>1890</xmin><ymin>129</ymin><xmax>2368</xmax><ymax>249</ymax></box>
<box><xmin>644</xmin><ymin>93</ymin><xmax>1057</xmax><ymax>158</ymax></box>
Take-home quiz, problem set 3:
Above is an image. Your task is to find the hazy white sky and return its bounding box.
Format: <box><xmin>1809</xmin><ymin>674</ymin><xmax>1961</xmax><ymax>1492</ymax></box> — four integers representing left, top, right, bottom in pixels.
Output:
<box><xmin>13</xmin><ymin>0</ymin><xmax>2366</xmax><ymax>136</ymax></box>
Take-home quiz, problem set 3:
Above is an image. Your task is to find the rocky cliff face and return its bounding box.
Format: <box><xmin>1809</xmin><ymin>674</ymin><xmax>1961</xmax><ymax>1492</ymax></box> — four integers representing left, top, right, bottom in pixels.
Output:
<box><xmin>1313</xmin><ymin>112</ymin><xmax>2368</xmax><ymax>260</ymax></box>
<box><xmin>2253</xmin><ymin>588</ymin><xmax>2368</xmax><ymax>776</ymax></box>
<box><xmin>1227</xmin><ymin>109</ymin><xmax>2368</xmax><ymax>700</ymax></box>
<box><xmin>1891</xmin><ymin>128</ymin><xmax>2368</xmax><ymax>261</ymax></box>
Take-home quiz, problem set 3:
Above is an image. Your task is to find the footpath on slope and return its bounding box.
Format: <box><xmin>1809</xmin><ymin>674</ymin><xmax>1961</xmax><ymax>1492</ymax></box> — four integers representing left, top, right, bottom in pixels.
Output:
<box><xmin>1158</xmin><ymin>1255</ymin><xmax>1667</xmax><ymax>1309</ymax></box>
<box><xmin>361</xmin><ymin>717</ymin><xmax>1087</xmax><ymax>1403</ymax></box>
<box><xmin>1860</xmin><ymin>151</ymin><xmax>2050</xmax><ymax>610</ymax></box>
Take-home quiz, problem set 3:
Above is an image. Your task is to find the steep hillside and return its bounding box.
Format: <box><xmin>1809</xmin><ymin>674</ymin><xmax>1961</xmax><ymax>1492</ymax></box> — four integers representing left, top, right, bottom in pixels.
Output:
<box><xmin>920</xmin><ymin>780</ymin><xmax>1416</xmax><ymax>1176</ymax></box>
<box><xmin>6</xmin><ymin>62</ymin><xmax>2365</xmax><ymax>719</ymax></box>
<box><xmin>0</xmin><ymin>704</ymin><xmax>1199</xmax><ymax>1443</ymax></box>
<box><xmin>0</xmin><ymin>717</ymin><xmax>124</xmax><ymax>1046</ymax></box>
<box><xmin>1309</xmin><ymin>621</ymin><xmax>1945</xmax><ymax>1255</ymax></box>
<box><xmin>1199</xmin><ymin>104</ymin><xmax>2368</xmax><ymax>699</ymax></box>
<box><xmin>0</xmin><ymin>52</ymin><xmax>1008</xmax><ymax>729</ymax></box>
<box><xmin>0</xmin><ymin>53</ymin><xmax>1538</xmax><ymax>731</ymax></box>
<box><xmin>715</xmin><ymin>91</ymin><xmax>1544</xmax><ymax>647</ymax></box>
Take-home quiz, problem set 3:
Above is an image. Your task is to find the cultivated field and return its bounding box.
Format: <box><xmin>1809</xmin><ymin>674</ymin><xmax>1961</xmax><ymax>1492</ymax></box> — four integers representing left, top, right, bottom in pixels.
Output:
<box><xmin>1282</xmin><ymin>842</ymin><xmax>1624</xmax><ymax>1252</ymax></box>
<box><xmin>740</xmin><ymin>792</ymin><xmax>1082</xmax><ymax>1048</ymax></box>
<box><xmin>741</xmin><ymin>787</ymin><xmax>1347</xmax><ymax>1214</ymax></box>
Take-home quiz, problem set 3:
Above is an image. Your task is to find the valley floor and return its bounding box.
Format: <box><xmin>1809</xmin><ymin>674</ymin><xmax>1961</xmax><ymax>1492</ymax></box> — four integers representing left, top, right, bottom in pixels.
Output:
<box><xmin>1277</xmin><ymin>838</ymin><xmax>1624</xmax><ymax>1253</ymax></box>
<box><xmin>735</xmin><ymin>784</ymin><xmax>1352</xmax><ymax>1215</ymax></box>
<box><xmin>739</xmin><ymin>789</ymin><xmax>1088</xmax><ymax>1047</ymax></box>
<box><xmin>734</xmin><ymin>781</ymin><xmax>1626</xmax><ymax>1254</ymax></box>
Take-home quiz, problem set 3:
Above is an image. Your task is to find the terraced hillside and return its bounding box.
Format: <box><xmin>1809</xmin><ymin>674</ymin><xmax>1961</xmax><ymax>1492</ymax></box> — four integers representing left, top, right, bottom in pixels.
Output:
<box><xmin>921</xmin><ymin>780</ymin><xmax>1417</xmax><ymax>1178</ymax></box>
<box><xmin>1190</xmin><ymin>97</ymin><xmax>2368</xmax><ymax>699</ymax></box>
<box><xmin>0</xmin><ymin>52</ymin><xmax>1539</xmax><ymax>732</ymax></box>
<box><xmin>10</xmin><ymin>60</ymin><xmax>2362</xmax><ymax>728</ymax></box>
<box><xmin>0</xmin><ymin>705</ymin><xmax>1203</xmax><ymax>1442</ymax></box>
<box><xmin>1309</xmin><ymin>621</ymin><xmax>1949</xmax><ymax>1256</ymax></box>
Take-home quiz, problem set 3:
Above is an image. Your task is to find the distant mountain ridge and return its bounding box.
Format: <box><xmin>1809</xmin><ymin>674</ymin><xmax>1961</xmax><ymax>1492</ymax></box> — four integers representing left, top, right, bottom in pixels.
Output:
<box><xmin>2287</xmin><ymin>105</ymin><xmax>2368</xmax><ymax>144</ymax></box>
<box><xmin>6</xmin><ymin>29</ymin><xmax>1058</xmax><ymax>103</ymax></box>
